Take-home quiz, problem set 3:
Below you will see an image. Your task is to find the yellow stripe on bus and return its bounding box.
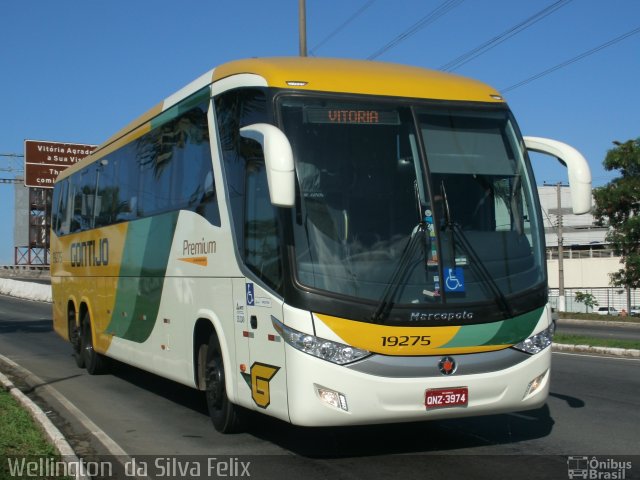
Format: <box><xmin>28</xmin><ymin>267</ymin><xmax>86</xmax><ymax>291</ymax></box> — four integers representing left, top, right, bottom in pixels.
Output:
<box><xmin>315</xmin><ymin>313</ymin><xmax>462</xmax><ymax>356</ymax></box>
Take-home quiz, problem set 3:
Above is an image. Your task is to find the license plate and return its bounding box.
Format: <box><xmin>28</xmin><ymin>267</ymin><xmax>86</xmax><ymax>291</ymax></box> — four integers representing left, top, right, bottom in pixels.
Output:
<box><xmin>425</xmin><ymin>387</ymin><xmax>468</xmax><ymax>410</ymax></box>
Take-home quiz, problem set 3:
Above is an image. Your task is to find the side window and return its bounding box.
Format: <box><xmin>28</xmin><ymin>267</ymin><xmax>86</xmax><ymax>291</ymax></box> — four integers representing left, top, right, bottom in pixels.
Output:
<box><xmin>51</xmin><ymin>179</ymin><xmax>69</xmax><ymax>236</ymax></box>
<box><xmin>245</xmin><ymin>160</ymin><xmax>283</xmax><ymax>291</ymax></box>
<box><xmin>138</xmin><ymin>128</ymin><xmax>174</xmax><ymax>216</ymax></box>
<box><xmin>59</xmin><ymin>180</ymin><xmax>70</xmax><ymax>235</ymax></box>
<box><xmin>136</xmin><ymin>100</ymin><xmax>219</xmax><ymax>224</ymax></box>
<box><xmin>172</xmin><ymin>105</ymin><xmax>220</xmax><ymax>226</ymax></box>
<box><xmin>70</xmin><ymin>169</ymin><xmax>95</xmax><ymax>233</ymax></box>
<box><xmin>216</xmin><ymin>89</ymin><xmax>267</xmax><ymax>243</ymax></box>
<box><xmin>115</xmin><ymin>147</ymin><xmax>140</xmax><ymax>222</ymax></box>
<box><xmin>94</xmin><ymin>159</ymin><xmax>116</xmax><ymax>228</ymax></box>
<box><xmin>216</xmin><ymin>89</ymin><xmax>282</xmax><ymax>290</ymax></box>
<box><xmin>80</xmin><ymin>167</ymin><xmax>97</xmax><ymax>229</ymax></box>
<box><xmin>60</xmin><ymin>93</ymin><xmax>217</xmax><ymax>232</ymax></box>
<box><xmin>69</xmin><ymin>174</ymin><xmax>80</xmax><ymax>233</ymax></box>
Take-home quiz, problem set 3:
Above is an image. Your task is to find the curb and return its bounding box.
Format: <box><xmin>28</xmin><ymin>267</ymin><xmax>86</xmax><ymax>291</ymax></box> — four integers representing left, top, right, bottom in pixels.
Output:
<box><xmin>553</xmin><ymin>343</ymin><xmax>640</xmax><ymax>358</ymax></box>
<box><xmin>0</xmin><ymin>371</ymin><xmax>90</xmax><ymax>480</ymax></box>
<box><xmin>557</xmin><ymin>318</ymin><xmax>640</xmax><ymax>328</ymax></box>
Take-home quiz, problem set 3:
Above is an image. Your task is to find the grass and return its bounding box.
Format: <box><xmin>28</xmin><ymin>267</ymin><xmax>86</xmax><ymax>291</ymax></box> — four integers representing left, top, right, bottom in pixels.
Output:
<box><xmin>0</xmin><ymin>390</ymin><xmax>57</xmax><ymax>456</ymax></box>
<box><xmin>0</xmin><ymin>388</ymin><xmax>61</xmax><ymax>479</ymax></box>
<box><xmin>558</xmin><ymin>311</ymin><xmax>640</xmax><ymax>323</ymax></box>
<box><xmin>554</xmin><ymin>333</ymin><xmax>640</xmax><ymax>350</ymax></box>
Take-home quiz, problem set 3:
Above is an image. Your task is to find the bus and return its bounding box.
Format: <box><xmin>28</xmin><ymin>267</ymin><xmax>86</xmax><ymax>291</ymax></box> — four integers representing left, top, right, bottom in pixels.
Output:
<box><xmin>50</xmin><ymin>57</ymin><xmax>592</xmax><ymax>433</ymax></box>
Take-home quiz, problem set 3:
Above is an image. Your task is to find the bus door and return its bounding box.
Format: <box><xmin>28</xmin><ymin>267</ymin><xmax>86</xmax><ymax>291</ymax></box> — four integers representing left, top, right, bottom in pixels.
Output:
<box><xmin>232</xmin><ymin>278</ymin><xmax>288</xmax><ymax>420</ymax></box>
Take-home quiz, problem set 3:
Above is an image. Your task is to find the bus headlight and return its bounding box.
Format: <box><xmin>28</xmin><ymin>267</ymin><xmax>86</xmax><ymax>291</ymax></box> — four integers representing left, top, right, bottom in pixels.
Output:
<box><xmin>512</xmin><ymin>323</ymin><xmax>555</xmax><ymax>355</ymax></box>
<box><xmin>272</xmin><ymin>318</ymin><xmax>370</xmax><ymax>365</ymax></box>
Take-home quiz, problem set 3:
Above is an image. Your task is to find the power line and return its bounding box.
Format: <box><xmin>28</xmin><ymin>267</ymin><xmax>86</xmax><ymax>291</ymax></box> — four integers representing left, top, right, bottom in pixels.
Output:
<box><xmin>502</xmin><ymin>25</ymin><xmax>640</xmax><ymax>93</ymax></box>
<box><xmin>440</xmin><ymin>0</ymin><xmax>572</xmax><ymax>71</ymax></box>
<box><xmin>367</xmin><ymin>0</ymin><xmax>464</xmax><ymax>60</ymax></box>
<box><xmin>310</xmin><ymin>0</ymin><xmax>376</xmax><ymax>55</ymax></box>
<box><xmin>1</xmin><ymin>152</ymin><xmax>24</xmax><ymax>186</ymax></box>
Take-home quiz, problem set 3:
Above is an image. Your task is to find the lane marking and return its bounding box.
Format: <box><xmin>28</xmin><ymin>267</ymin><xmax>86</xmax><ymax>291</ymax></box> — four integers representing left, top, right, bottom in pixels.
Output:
<box><xmin>553</xmin><ymin>351</ymin><xmax>640</xmax><ymax>362</ymax></box>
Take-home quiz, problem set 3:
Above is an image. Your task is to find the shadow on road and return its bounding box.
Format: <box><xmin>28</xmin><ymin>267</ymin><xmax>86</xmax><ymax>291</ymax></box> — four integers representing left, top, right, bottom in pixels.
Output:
<box><xmin>549</xmin><ymin>392</ymin><xmax>585</xmax><ymax>408</ymax></box>
<box><xmin>108</xmin><ymin>361</ymin><xmax>209</xmax><ymax>415</ymax></box>
<box><xmin>0</xmin><ymin>319</ymin><xmax>52</xmax><ymax>334</ymax></box>
<box><xmin>245</xmin><ymin>405</ymin><xmax>555</xmax><ymax>458</ymax></box>
<box><xmin>107</xmin><ymin>360</ymin><xmax>556</xmax><ymax>458</ymax></box>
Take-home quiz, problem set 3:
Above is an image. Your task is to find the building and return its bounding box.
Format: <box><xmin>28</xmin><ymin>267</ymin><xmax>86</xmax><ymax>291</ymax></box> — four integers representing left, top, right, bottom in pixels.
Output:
<box><xmin>539</xmin><ymin>184</ymin><xmax>637</xmax><ymax>313</ymax></box>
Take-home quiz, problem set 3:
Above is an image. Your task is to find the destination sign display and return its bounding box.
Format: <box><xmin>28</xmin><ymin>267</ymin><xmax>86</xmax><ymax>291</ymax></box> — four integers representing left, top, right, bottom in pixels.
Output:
<box><xmin>304</xmin><ymin>106</ymin><xmax>400</xmax><ymax>125</ymax></box>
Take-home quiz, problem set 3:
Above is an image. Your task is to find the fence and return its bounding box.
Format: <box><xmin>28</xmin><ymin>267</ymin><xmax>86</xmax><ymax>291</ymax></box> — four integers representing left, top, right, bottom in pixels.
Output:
<box><xmin>549</xmin><ymin>287</ymin><xmax>640</xmax><ymax>313</ymax></box>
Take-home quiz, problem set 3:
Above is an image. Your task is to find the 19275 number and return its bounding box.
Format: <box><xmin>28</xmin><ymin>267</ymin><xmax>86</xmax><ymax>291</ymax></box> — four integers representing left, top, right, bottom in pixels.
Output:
<box><xmin>381</xmin><ymin>335</ymin><xmax>431</xmax><ymax>347</ymax></box>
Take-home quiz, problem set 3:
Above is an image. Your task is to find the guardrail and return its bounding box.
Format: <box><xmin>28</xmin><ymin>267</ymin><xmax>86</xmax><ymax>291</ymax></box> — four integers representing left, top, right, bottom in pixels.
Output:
<box><xmin>0</xmin><ymin>265</ymin><xmax>50</xmax><ymax>279</ymax></box>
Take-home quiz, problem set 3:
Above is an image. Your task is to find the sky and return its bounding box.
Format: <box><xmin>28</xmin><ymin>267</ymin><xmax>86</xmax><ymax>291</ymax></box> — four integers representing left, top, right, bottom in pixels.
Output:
<box><xmin>1</xmin><ymin>0</ymin><xmax>639</xmax><ymax>265</ymax></box>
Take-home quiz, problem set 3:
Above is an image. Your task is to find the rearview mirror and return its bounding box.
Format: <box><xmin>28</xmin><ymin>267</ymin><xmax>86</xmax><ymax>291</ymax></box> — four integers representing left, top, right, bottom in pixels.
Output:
<box><xmin>240</xmin><ymin>123</ymin><xmax>295</xmax><ymax>208</ymax></box>
<box><xmin>524</xmin><ymin>136</ymin><xmax>592</xmax><ymax>214</ymax></box>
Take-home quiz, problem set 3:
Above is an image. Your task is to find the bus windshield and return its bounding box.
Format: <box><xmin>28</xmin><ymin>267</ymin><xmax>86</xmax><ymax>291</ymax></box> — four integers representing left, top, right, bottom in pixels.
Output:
<box><xmin>279</xmin><ymin>96</ymin><xmax>545</xmax><ymax>313</ymax></box>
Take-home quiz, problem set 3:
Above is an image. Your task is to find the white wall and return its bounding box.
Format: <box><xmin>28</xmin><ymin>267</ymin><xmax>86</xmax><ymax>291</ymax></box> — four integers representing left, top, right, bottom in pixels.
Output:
<box><xmin>547</xmin><ymin>257</ymin><xmax>621</xmax><ymax>289</ymax></box>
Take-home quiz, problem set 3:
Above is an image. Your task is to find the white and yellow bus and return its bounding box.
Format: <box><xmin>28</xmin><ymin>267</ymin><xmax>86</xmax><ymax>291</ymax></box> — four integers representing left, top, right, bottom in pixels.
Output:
<box><xmin>51</xmin><ymin>57</ymin><xmax>592</xmax><ymax>433</ymax></box>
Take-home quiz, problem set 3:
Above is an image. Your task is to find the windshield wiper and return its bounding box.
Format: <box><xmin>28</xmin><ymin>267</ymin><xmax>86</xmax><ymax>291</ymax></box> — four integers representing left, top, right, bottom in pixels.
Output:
<box><xmin>371</xmin><ymin>222</ymin><xmax>427</xmax><ymax>324</ymax></box>
<box><xmin>440</xmin><ymin>182</ymin><xmax>513</xmax><ymax>317</ymax></box>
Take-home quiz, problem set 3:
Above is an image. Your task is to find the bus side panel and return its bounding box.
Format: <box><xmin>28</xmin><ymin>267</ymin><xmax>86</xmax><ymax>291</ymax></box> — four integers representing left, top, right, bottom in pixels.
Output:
<box><xmin>50</xmin><ymin>223</ymin><xmax>128</xmax><ymax>352</ymax></box>
<box><xmin>103</xmin><ymin>210</ymin><xmax>243</xmax><ymax>388</ymax></box>
<box><xmin>50</xmin><ymin>244</ymin><xmax>68</xmax><ymax>341</ymax></box>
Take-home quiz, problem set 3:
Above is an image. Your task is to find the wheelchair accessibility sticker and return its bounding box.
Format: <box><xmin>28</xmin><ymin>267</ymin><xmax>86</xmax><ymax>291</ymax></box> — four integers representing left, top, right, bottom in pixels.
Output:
<box><xmin>245</xmin><ymin>282</ymin><xmax>272</xmax><ymax>308</ymax></box>
<box><xmin>444</xmin><ymin>267</ymin><xmax>465</xmax><ymax>293</ymax></box>
<box><xmin>246</xmin><ymin>283</ymin><xmax>255</xmax><ymax>306</ymax></box>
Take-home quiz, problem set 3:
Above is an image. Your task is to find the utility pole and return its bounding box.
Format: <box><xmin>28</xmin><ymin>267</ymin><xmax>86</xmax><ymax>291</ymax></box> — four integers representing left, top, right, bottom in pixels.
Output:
<box><xmin>556</xmin><ymin>182</ymin><xmax>565</xmax><ymax>312</ymax></box>
<box><xmin>299</xmin><ymin>0</ymin><xmax>307</xmax><ymax>56</ymax></box>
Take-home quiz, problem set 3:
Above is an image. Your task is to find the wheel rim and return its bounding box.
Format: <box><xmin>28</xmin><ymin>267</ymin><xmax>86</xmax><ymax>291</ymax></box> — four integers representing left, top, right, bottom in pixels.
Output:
<box><xmin>69</xmin><ymin>320</ymin><xmax>80</xmax><ymax>352</ymax></box>
<box><xmin>206</xmin><ymin>354</ymin><xmax>224</xmax><ymax>411</ymax></box>
<box><xmin>82</xmin><ymin>321</ymin><xmax>93</xmax><ymax>362</ymax></box>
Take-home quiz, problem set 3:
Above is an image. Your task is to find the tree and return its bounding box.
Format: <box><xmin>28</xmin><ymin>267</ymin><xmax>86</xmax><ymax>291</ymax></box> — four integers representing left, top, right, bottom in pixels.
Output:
<box><xmin>574</xmin><ymin>291</ymin><xmax>598</xmax><ymax>313</ymax></box>
<box><xmin>592</xmin><ymin>138</ymin><xmax>640</xmax><ymax>300</ymax></box>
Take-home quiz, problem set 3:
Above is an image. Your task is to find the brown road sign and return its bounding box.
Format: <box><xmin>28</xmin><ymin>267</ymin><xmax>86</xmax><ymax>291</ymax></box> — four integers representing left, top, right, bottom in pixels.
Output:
<box><xmin>24</xmin><ymin>140</ymin><xmax>96</xmax><ymax>188</ymax></box>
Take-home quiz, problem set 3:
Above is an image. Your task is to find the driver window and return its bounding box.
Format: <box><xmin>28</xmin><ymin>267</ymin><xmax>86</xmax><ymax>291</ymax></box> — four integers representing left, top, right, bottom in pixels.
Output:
<box><xmin>244</xmin><ymin>158</ymin><xmax>283</xmax><ymax>291</ymax></box>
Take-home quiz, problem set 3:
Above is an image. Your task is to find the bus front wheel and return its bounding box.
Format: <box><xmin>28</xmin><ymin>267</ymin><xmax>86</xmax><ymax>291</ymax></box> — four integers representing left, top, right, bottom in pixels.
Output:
<box><xmin>205</xmin><ymin>331</ymin><xmax>243</xmax><ymax>433</ymax></box>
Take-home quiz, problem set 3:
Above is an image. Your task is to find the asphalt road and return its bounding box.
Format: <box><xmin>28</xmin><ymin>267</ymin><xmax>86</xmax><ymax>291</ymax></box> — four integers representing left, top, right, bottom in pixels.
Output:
<box><xmin>556</xmin><ymin>319</ymin><xmax>640</xmax><ymax>342</ymax></box>
<box><xmin>1</xmin><ymin>295</ymin><xmax>639</xmax><ymax>480</ymax></box>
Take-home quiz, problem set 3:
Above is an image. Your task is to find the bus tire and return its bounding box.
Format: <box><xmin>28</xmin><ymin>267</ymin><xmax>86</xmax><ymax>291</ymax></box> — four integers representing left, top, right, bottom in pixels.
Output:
<box><xmin>205</xmin><ymin>331</ymin><xmax>243</xmax><ymax>433</ymax></box>
<box><xmin>70</xmin><ymin>317</ymin><xmax>85</xmax><ymax>369</ymax></box>
<box><xmin>80</xmin><ymin>312</ymin><xmax>108</xmax><ymax>375</ymax></box>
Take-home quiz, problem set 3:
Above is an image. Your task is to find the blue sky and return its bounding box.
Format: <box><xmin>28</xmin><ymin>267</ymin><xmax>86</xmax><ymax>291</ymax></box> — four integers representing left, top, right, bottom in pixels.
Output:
<box><xmin>1</xmin><ymin>0</ymin><xmax>639</xmax><ymax>265</ymax></box>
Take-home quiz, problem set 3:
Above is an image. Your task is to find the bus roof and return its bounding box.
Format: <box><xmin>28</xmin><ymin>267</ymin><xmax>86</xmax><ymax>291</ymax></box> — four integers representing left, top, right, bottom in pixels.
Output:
<box><xmin>56</xmin><ymin>57</ymin><xmax>504</xmax><ymax>182</ymax></box>
<box><xmin>214</xmin><ymin>57</ymin><xmax>503</xmax><ymax>102</ymax></box>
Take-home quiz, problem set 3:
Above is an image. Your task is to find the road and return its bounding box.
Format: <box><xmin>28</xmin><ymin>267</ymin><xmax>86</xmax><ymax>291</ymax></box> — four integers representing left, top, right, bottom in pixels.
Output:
<box><xmin>1</xmin><ymin>295</ymin><xmax>639</xmax><ymax>480</ymax></box>
<box><xmin>556</xmin><ymin>318</ymin><xmax>640</xmax><ymax>342</ymax></box>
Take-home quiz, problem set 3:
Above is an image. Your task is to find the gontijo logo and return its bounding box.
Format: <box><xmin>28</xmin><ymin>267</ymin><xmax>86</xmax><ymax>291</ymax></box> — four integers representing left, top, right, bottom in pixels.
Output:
<box><xmin>70</xmin><ymin>238</ymin><xmax>109</xmax><ymax>267</ymax></box>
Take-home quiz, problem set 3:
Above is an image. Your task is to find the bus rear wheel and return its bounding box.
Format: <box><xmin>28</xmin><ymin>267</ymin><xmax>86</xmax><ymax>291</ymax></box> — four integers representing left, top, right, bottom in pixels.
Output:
<box><xmin>204</xmin><ymin>331</ymin><xmax>243</xmax><ymax>433</ymax></box>
<box><xmin>70</xmin><ymin>317</ymin><xmax>85</xmax><ymax>369</ymax></box>
<box><xmin>80</xmin><ymin>312</ymin><xmax>108</xmax><ymax>375</ymax></box>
